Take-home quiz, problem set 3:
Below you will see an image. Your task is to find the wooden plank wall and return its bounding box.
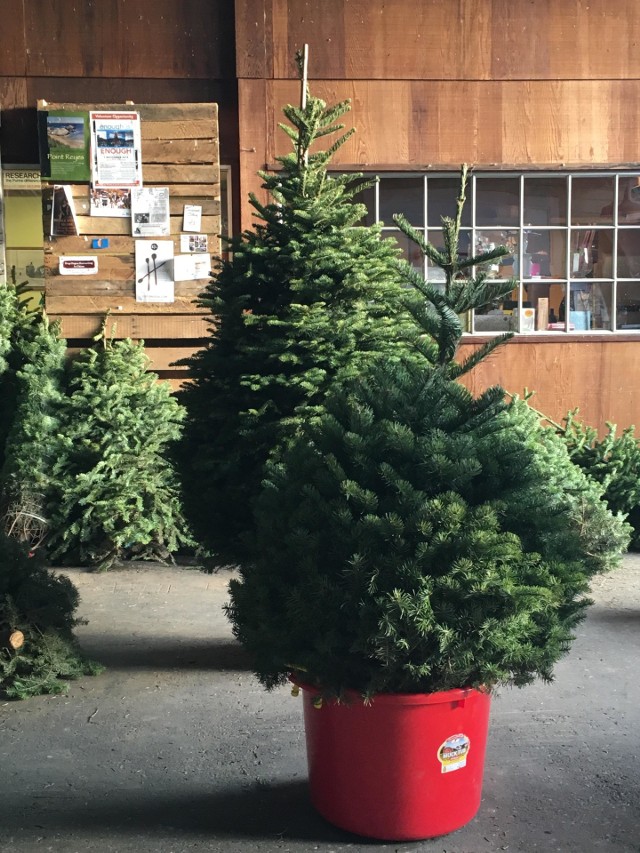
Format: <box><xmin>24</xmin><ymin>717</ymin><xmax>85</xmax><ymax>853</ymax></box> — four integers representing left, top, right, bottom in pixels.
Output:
<box><xmin>236</xmin><ymin>0</ymin><xmax>640</xmax><ymax>221</ymax></box>
<box><xmin>40</xmin><ymin>102</ymin><xmax>220</xmax><ymax>386</ymax></box>
<box><xmin>457</xmin><ymin>337</ymin><xmax>640</xmax><ymax>433</ymax></box>
<box><xmin>234</xmin><ymin>0</ymin><xmax>640</xmax><ymax>433</ymax></box>
<box><xmin>0</xmin><ymin>1</ymin><xmax>238</xmax><ymax>227</ymax></box>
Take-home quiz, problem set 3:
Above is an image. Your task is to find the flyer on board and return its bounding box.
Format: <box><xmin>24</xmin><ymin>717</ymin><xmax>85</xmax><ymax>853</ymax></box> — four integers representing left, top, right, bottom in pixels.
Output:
<box><xmin>90</xmin><ymin>111</ymin><xmax>142</xmax><ymax>189</ymax></box>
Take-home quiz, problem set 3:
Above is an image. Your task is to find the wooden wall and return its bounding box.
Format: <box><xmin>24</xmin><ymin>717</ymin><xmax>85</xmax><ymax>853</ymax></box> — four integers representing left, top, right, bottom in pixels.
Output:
<box><xmin>0</xmin><ymin>1</ymin><xmax>238</xmax><ymax>221</ymax></box>
<box><xmin>234</xmin><ymin>0</ymin><xmax>640</xmax><ymax>433</ymax></box>
<box><xmin>236</xmin><ymin>0</ymin><xmax>640</xmax><ymax>223</ymax></box>
<box><xmin>0</xmin><ymin>1</ymin><xmax>236</xmax><ymax>390</ymax></box>
<box><xmin>458</xmin><ymin>336</ymin><xmax>640</xmax><ymax>433</ymax></box>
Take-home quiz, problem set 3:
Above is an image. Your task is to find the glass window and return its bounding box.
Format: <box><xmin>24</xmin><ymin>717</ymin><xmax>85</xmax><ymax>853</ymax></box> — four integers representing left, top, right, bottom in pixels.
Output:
<box><xmin>427</xmin><ymin>177</ymin><xmax>471</xmax><ymax>227</ymax></box>
<box><xmin>382</xmin><ymin>228</ymin><xmax>425</xmax><ymax>273</ymax></box>
<box><xmin>352</xmin><ymin>182</ymin><xmax>376</xmax><ymax>226</ymax></box>
<box><xmin>617</xmin><ymin>177</ymin><xmax>640</xmax><ymax>223</ymax></box>
<box><xmin>379</xmin><ymin>177</ymin><xmax>423</xmax><ymax>227</ymax></box>
<box><xmin>524</xmin><ymin>177</ymin><xmax>567</xmax><ymax>226</ymax></box>
<box><xmin>616</xmin><ymin>228</ymin><xmax>640</xmax><ymax>277</ymax></box>
<box><xmin>475</xmin><ymin>177</ymin><xmax>519</xmax><ymax>226</ymax></box>
<box><xmin>617</xmin><ymin>282</ymin><xmax>640</xmax><ymax>329</ymax></box>
<box><xmin>354</xmin><ymin>170</ymin><xmax>640</xmax><ymax>334</ymax></box>
<box><xmin>571</xmin><ymin>177</ymin><xmax>614</xmax><ymax>225</ymax></box>
<box><xmin>569</xmin><ymin>228</ymin><xmax>614</xmax><ymax>278</ymax></box>
<box><xmin>425</xmin><ymin>229</ymin><xmax>471</xmax><ymax>282</ymax></box>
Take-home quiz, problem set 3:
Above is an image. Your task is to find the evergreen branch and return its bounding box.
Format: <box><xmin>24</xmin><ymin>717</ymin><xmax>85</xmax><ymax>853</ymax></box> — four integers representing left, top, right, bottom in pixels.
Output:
<box><xmin>448</xmin><ymin>333</ymin><xmax>514</xmax><ymax>379</ymax></box>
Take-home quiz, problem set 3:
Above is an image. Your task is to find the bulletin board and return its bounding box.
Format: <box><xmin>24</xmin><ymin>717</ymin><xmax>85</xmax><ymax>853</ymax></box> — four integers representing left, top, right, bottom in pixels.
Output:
<box><xmin>37</xmin><ymin>101</ymin><xmax>220</xmax><ymax>385</ymax></box>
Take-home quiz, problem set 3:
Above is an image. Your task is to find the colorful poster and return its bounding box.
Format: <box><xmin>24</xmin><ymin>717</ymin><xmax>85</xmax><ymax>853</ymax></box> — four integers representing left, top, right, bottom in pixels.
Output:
<box><xmin>90</xmin><ymin>111</ymin><xmax>142</xmax><ymax>189</ymax></box>
<box><xmin>90</xmin><ymin>187</ymin><xmax>131</xmax><ymax>217</ymax></box>
<box><xmin>135</xmin><ymin>239</ymin><xmax>174</xmax><ymax>303</ymax></box>
<box><xmin>180</xmin><ymin>233</ymin><xmax>208</xmax><ymax>253</ymax></box>
<box><xmin>40</xmin><ymin>111</ymin><xmax>91</xmax><ymax>181</ymax></box>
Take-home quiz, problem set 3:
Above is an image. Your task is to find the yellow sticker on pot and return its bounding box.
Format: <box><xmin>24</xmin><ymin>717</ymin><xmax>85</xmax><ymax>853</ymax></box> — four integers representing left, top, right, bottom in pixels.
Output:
<box><xmin>437</xmin><ymin>733</ymin><xmax>470</xmax><ymax>773</ymax></box>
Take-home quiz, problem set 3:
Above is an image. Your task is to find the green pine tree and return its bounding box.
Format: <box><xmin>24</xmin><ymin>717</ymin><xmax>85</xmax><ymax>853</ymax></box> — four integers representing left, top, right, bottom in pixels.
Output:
<box><xmin>0</xmin><ymin>284</ymin><xmax>38</xmax><ymax>470</ymax></box>
<box><xmin>177</xmin><ymin>64</ymin><xmax>418</xmax><ymax>566</ymax></box>
<box><xmin>47</xmin><ymin>329</ymin><xmax>193</xmax><ymax>569</ymax></box>
<box><xmin>227</xmin><ymin>166</ymin><xmax>630</xmax><ymax>697</ymax></box>
<box><xmin>393</xmin><ymin>163</ymin><xmax>517</xmax><ymax>377</ymax></box>
<box><xmin>557</xmin><ymin>409</ymin><xmax>640</xmax><ymax>549</ymax></box>
<box><xmin>0</xmin><ymin>284</ymin><xmax>19</xmax><ymax>378</ymax></box>
<box><xmin>0</xmin><ymin>532</ymin><xmax>103</xmax><ymax>700</ymax></box>
<box><xmin>0</xmin><ymin>312</ymin><xmax>67</xmax><ymax>548</ymax></box>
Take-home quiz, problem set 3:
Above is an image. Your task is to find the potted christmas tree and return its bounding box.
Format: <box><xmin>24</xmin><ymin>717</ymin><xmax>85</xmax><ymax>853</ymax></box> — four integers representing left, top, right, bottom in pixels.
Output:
<box><xmin>226</xmin><ymin>159</ymin><xmax>630</xmax><ymax>839</ymax></box>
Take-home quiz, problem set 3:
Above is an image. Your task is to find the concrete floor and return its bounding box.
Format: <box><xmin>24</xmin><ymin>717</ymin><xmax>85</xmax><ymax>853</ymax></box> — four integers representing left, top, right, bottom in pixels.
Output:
<box><xmin>1</xmin><ymin>556</ymin><xmax>639</xmax><ymax>853</ymax></box>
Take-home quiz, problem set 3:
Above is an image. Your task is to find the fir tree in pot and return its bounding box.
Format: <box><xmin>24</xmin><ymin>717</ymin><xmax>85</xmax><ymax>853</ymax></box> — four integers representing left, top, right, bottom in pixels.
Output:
<box><xmin>226</xmin><ymin>166</ymin><xmax>630</xmax><ymax>840</ymax></box>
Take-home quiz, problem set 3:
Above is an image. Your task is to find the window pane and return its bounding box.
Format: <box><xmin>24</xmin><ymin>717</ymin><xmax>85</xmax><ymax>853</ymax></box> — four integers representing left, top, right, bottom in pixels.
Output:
<box><xmin>545</xmin><ymin>283</ymin><xmax>569</xmax><ymax>331</ymax></box>
<box><xmin>571</xmin><ymin>177</ymin><xmax>614</xmax><ymax>225</ymax></box>
<box><xmin>524</xmin><ymin>230</ymin><xmax>567</xmax><ymax>278</ymax></box>
<box><xmin>379</xmin><ymin>178</ymin><xmax>424</xmax><ymax>227</ymax></box>
<box><xmin>425</xmin><ymin>229</ymin><xmax>471</xmax><ymax>281</ymax></box>
<box><xmin>570</xmin><ymin>228</ymin><xmax>613</xmax><ymax>278</ymax></box>
<box><xmin>474</xmin><ymin>281</ymin><xmax>518</xmax><ymax>332</ymax></box>
<box><xmin>523</xmin><ymin>177</ymin><xmax>567</xmax><ymax>226</ymax></box>
<box><xmin>568</xmin><ymin>283</ymin><xmax>612</xmax><ymax>330</ymax></box>
<box><xmin>617</xmin><ymin>282</ymin><xmax>640</xmax><ymax>329</ymax></box>
<box><xmin>382</xmin><ymin>228</ymin><xmax>425</xmax><ymax>273</ymax></box>
<box><xmin>475</xmin><ymin>230</ymin><xmax>518</xmax><ymax>278</ymax></box>
<box><xmin>427</xmin><ymin>177</ymin><xmax>471</xmax><ymax>227</ymax></box>
<box><xmin>617</xmin><ymin>228</ymin><xmax>640</xmax><ymax>277</ymax></box>
<box><xmin>475</xmin><ymin>177</ymin><xmax>519</xmax><ymax>226</ymax></box>
<box><xmin>351</xmin><ymin>183</ymin><xmax>376</xmax><ymax>226</ymax></box>
<box><xmin>617</xmin><ymin>176</ymin><xmax>640</xmax><ymax>223</ymax></box>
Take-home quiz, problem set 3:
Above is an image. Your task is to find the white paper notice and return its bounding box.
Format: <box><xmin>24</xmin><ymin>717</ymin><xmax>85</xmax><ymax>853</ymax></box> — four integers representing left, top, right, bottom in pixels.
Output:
<box><xmin>182</xmin><ymin>204</ymin><xmax>202</xmax><ymax>232</ymax></box>
<box><xmin>173</xmin><ymin>253</ymin><xmax>211</xmax><ymax>281</ymax></box>
<box><xmin>135</xmin><ymin>240</ymin><xmax>174</xmax><ymax>302</ymax></box>
<box><xmin>131</xmin><ymin>187</ymin><xmax>170</xmax><ymax>237</ymax></box>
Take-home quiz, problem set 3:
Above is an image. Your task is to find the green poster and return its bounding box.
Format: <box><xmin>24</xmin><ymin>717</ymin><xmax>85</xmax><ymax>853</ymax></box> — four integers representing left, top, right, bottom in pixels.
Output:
<box><xmin>39</xmin><ymin>111</ymin><xmax>90</xmax><ymax>181</ymax></box>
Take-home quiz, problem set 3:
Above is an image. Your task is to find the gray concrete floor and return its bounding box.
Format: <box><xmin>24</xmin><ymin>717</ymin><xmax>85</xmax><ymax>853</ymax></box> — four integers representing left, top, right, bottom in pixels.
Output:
<box><xmin>1</xmin><ymin>556</ymin><xmax>639</xmax><ymax>853</ymax></box>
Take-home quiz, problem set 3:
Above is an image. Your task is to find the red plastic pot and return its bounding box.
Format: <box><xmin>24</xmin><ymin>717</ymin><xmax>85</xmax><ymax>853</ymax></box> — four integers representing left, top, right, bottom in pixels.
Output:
<box><xmin>295</xmin><ymin>681</ymin><xmax>491</xmax><ymax>841</ymax></box>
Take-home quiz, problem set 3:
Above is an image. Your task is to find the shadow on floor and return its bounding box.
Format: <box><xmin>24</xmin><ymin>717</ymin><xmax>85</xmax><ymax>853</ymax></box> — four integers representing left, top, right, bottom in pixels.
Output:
<box><xmin>76</xmin><ymin>636</ymin><xmax>253</xmax><ymax>672</ymax></box>
<box><xmin>0</xmin><ymin>780</ymin><xmax>378</xmax><ymax>844</ymax></box>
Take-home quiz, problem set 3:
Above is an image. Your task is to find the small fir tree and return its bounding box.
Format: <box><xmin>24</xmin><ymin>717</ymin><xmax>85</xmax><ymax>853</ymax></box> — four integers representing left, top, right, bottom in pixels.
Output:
<box><xmin>558</xmin><ymin>409</ymin><xmax>640</xmax><ymax>549</ymax></box>
<box><xmin>0</xmin><ymin>284</ymin><xmax>38</xmax><ymax>471</ymax></box>
<box><xmin>47</xmin><ymin>328</ymin><xmax>193</xmax><ymax>569</ymax></box>
<box><xmin>177</xmin><ymin>61</ymin><xmax>418</xmax><ymax>566</ymax></box>
<box><xmin>0</xmin><ymin>312</ymin><xmax>67</xmax><ymax>547</ymax></box>
<box><xmin>393</xmin><ymin>163</ymin><xmax>517</xmax><ymax>378</ymax></box>
<box><xmin>0</xmin><ymin>533</ymin><xmax>103</xmax><ymax>699</ymax></box>
<box><xmin>227</xmin><ymin>166</ymin><xmax>630</xmax><ymax>697</ymax></box>
<box><xmin>0</xmin><ymin>284</ymin><xmax>19</xmax><ymax>377</ymax></box>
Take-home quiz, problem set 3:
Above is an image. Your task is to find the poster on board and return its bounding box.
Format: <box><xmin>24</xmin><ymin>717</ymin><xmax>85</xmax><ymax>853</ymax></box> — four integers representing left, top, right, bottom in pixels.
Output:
<box><xmin>131</xmin><ymin>187</ymin><xmax>170</xmax><ymax>236</ymax></box>
<box><xmin>39</xmin><ymin>111</ymin><xmax>91</xmax><ymax>181</ymax></box>
<box><xmin>90</xmin><ymin>111</ymin><xmax>142</xmax><ymax>188</ymax></box>
<box><xmin>90</xmin><ymin>187</ymin><xmax>131</xmax><ymax>217</ymax></box>
<box><xmin>135</xmin><ymin>239</ymin><xmax>174</xmax><ymax>303</ymax></box>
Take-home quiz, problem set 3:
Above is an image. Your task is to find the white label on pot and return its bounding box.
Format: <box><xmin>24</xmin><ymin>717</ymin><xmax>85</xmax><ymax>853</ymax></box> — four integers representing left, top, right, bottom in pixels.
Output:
<box><xmin>438</xmin><ymin>733</ymin><xmax>470</xmax><ymax>773</ymax></box>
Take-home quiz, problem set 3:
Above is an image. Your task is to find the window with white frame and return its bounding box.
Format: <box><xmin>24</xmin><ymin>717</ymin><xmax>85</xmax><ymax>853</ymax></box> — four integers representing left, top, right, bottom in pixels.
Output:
<box><xmin>352</xmin><ymin>172</ymin><xmax>640</xmax><ymax>334</ymax></box>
